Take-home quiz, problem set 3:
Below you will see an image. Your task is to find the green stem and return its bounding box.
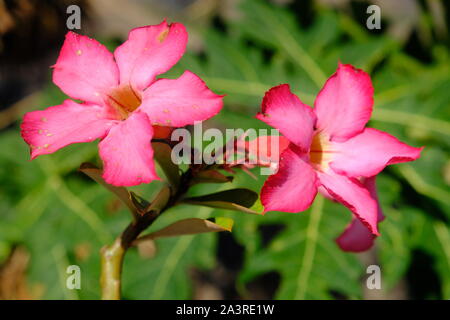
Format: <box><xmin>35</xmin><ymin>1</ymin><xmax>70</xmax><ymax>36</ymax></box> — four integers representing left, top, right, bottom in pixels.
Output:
<box><xmin>99</xmin><ymin>207</ymin><xmax>162</xmax><ymax>300</ymax></box>
<box><xmin>99</xmin><ymin>169</ymin><xmax>194</xmax><ymax>300</ymax></box>
<box><xmin>100</xmin><ymin>238</ymin><xmax>125</xmax><ymax>300</ymax></box>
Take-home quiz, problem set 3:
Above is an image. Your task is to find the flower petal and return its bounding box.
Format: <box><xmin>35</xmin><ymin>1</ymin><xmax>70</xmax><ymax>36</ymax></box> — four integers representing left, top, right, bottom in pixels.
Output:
<box><xmin>256</xmin><ymin>84</ymin><xmax>316</xmax><ymax>152</ymax></box>
<box><xmin>114</xmin><ymin>21</ymin><xmax>187</xmax><ymax>91</ymax></box>
<box><xmin>336</xmin><ymin>176</ymin><xmax>384</xmax><ymax>252</ymax></box>
<box><xmin>317</xmin><ymin>170</ymin><xmax>379</xmax><ymax>236</ymax></box>
<box><xmin>261</xmin><ymin>146</ymin><xmax>318</xmax><ymax>213</ymax></box>
<box><xmin>99</xmin><ymin>112</ymin><xmax>159</xmax><ymax>186</ymax></box>
<box><xmin>53</xmin><ymin>32</ymin><xmax>119</xmax><ymax>105</ymax></box>
<box><xmin>21</xmin><ymin>100</ymin><xmax>115</xmax><ymax>159</ymax></box>
<box><xmin>139</xmin><ymin>71</ymin><xmax>223</xmax><ymax>127</ymax></box>
<box><xmin>314</xmin><ymin>64</ymin><xmax>374</xmax><ymax>142</ymax></box>
<box><xmin>330</xmin><ymin>128</ymin><xmax>423</xmax><ymax>178</ymax></box>
<box><xmin>237</xmin><ymin>135</ymin><xmax>291</xmax><ymax>166</ymax></box>
<box><xmin>336</xmin><ymin>218</ymin><xmax>376</xmax><ymax>252</ymax></box>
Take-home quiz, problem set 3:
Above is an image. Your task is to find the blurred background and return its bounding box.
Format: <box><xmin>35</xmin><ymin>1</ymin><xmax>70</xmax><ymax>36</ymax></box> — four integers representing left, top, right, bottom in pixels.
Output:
<box><xmin>0</xmin><ymin>0</ymin><xmax>449</xmax><ymax>300</ymax></box>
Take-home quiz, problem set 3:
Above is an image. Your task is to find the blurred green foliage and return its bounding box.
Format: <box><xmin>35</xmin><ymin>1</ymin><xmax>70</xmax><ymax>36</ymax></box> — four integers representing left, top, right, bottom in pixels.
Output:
<box><xmin>0</xmin><ymin>0</ymin><xmax>449</xmax><ymax>299</ymax></box>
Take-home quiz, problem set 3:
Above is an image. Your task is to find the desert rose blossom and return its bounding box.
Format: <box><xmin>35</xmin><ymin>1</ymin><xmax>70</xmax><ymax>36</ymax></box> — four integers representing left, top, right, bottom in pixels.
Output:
<box><xmin>21</xmin><ymin>21</ymin><xmax>223</xmax><ymax>186</ymax></box>
<box><xmin>227</xmin><ymin>134</ymin><xmax>291</xmax><ymax>178</ymax></box>
<box><xmin>255</xmin><ymin>63</ymin><xmax>422</xmax><ymax>252</ymax></box>
<box><xmin>235</xmin><ymin>134</ymin><xmax>290</xmax><ymax>168</ymax></box>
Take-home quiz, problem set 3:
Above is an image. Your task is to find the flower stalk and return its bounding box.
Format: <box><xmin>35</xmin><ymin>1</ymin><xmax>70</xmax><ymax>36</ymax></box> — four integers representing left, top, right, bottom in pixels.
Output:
<box><xmin>100</xmin><ymin>238</ymin><xmax>124</xmax><ymax>300</ymax></box>
<box><xmin>99</xmin><ymin>168</ymin><xmax>193</xmax><ymax>300</ymax></box>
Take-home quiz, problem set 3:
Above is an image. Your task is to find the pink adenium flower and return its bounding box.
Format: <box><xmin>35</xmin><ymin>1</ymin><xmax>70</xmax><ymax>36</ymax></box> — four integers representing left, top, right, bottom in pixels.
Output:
<box><xmin>21</xmin><ymin>21</ymin><xmax>223</xmax><ymax>186</ymax></box>
<box><xmin>236</xmin><ymin>134</ymin><xmax>290</xmax><ymax>168</ymax></box>
<box><xmin>256</xmin><ymin>63</ymin><xmax>422</xmax><ymax>252</ymax></box>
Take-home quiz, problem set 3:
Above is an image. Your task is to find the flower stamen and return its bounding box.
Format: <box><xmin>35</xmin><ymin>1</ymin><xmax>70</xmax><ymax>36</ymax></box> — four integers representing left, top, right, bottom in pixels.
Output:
<box><xmin>107</xmin><ymin>84</ymin><xmax>142</xmax><ymax>120</ymax></box>
<box><xmin>309</xmin><ymin>132</ymin><xmax>336</xmax><ymax>171</ymax></box>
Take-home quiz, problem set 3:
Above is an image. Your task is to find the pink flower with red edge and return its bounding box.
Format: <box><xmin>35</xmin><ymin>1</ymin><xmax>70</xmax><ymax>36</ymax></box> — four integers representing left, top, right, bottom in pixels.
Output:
<box><xmin>256</xmin><ymin>63</ymin><xmax>423</xmax><ymax>252</ymax></box>
<box><xmin>21</xmin><ymin>21</ymin><xmax>223</xmax><ymax>186</ymax></box>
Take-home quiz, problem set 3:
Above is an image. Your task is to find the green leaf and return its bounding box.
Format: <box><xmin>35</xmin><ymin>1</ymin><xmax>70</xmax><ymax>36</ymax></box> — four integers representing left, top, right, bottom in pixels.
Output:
<box><xmin>152</xmin><ymin>142</ymin><xmax>180</xmax><ymax>189</ymax></box>
<box><xmin>79</xmin><ymin>162</ymin><xmax>138</xmax><ymax>216</ymax></box>
<box><xmin>182</xmin><ymin>188</ymin><xmax>262</xmax><ymax>215</ymax></box>
<box><xmin>145</xmin><ymin>186</ymin><xmax>171</xmax><ymax>214</ymax></box>
<box><xmin>135</xmin><ymin>217</ymin><xmax>233</xmax><ymax>243</ymax></box>
<box><xmin>190</xmin><ymin>169</ymin><xmax>233</xmax><ymax>185</ymax></box>
<box><xmin>129</xmin><ymin>192</ymin><xmax>150</xmax><ymax>212</ymax></box>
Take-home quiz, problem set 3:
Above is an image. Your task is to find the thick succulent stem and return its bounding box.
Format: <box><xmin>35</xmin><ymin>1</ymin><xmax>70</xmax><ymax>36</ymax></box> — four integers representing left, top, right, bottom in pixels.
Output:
<box><xmin>99</xmin><ymin>169</ymin><xmax>193</xmax><ymax>300</ymax></box>
<box><xmin>99</xmin><ymin>210</ymin><xmax>161</xmax><ymax>300</ymax></box>
<box><xmin>100</xmin><ymin>238</ymin><xmax>125</xmax><ymax>300</ymax></box>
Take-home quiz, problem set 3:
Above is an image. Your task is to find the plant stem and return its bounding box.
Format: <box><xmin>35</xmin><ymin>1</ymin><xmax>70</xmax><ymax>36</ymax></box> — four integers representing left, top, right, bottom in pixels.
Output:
<box><xmin>100</xmin><ymin>238</ymin><xmax>124</xmax><ymax>300</ymax></box>
<box><xmin>99</xmin><ymin>169</ymin><xmax>194</xmax><ymax>300</ymax></box>
<box><xmin>100</xmin><ymin>211</ymin><xmax>162</xmax><ymax>300</ymax></box>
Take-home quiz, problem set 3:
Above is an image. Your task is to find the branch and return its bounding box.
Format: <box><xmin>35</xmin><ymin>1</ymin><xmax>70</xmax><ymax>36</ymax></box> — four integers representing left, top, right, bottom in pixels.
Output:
<box><xmin>99</xmin><ymin>169</ymin><xmax>193</xmax><ymax>300</ymax></box>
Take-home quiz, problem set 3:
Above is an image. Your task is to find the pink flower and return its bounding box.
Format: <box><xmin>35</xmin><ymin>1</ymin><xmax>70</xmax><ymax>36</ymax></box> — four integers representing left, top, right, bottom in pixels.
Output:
<box><xmin>21</xmin><ymin>21</ymin><xmax>223</xmax><ymax>186</ymax></box>
<box><xmin>229</xmin><ymin>135</ymin><xmax>291</xmax><ymax>178</ymax></box>
<box><xmin>256</xmin><ymin>63</ymin><xmax>422</xmax><ymax>252</ymax></box>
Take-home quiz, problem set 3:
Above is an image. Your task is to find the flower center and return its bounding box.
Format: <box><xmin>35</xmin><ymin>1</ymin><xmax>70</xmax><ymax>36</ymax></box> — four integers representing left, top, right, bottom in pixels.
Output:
<box><xmin>309</xmin><ymin>132</ymin><xmax>335</xmax><ymax>171</ymax></box>
<box><xmin>106</xmin><ymin>85</ymin><xmax>142</xmax><ymax>120</ymax></box>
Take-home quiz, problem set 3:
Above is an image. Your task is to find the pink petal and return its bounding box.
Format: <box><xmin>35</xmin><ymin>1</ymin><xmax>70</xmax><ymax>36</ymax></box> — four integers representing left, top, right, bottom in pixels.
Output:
<box><xmin>363</xmin><ymin>176</ymin><xmax>385</xmax><ymax>223</ymax></box>
<box><xmin>261</xmin><ymin>146</ymin><xmax>318</xmax><ymax>213</ymax></box>
<box><xmin>335</xmin><ymin>218</ymin><xmax>376</xmax><ymax>252</ymax></box>
<box><xmin>139</xmin><ymin>71</ymin><xmax>223</xmax><ymax>127</ymax></box>
<box><xmin>238</xmin><ymin>135</ymin><xmax>291</xmax><ymax>166</ymax></box>
<box><xmin>336</xmin><ymin>176</ymin><xmax>384</xmax><ymax>252</ymax></box>
<box><xmin>256</xmin><ymin>84</ymin><xmax>316</xmax><ymax>152</ymax></box>
<box><xmin>317</xmin><ymin>170</ymin><xmax>379</xmax><ymax>236</ymax></box>
<box><xmin>314</xmin><ymin>64</ymin><xmax>374</xmax><ymax>142</ymax></box>
<box><xmin>330</xmin><ymin>128</ymin><xmax>423</xmax><ymax>178</ymax></box>
<box><xmin>114</xmin><ymin>21</ymin><xmax>187</xmax><ymax>91</ymax></box>
<box><xmin>53</xmin><ymin>32</ymin><xmax>119</xmax><ymax>105</ymax></box>
<box><xmin>98</xmin><ymin>112</ymin><xmax>159</xmax><ymax>186</ymax></box>
<box><xmin>21</xmin><ymin>100</ymin><xmax>116</xmax><ymax>159</ymax></box>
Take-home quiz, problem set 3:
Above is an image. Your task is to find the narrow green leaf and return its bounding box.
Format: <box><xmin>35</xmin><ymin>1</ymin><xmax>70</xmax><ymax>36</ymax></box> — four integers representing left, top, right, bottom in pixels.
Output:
<box><xmin>145</xmin><ymin>186</ymin><xmax>171</xmax><ymax>214</ymax></box>
<box><xmin>134</xmin><ymin>217</ymin><xmax>233</xmax><ymax>243</ymax></box>
<box><xmin>79</xmin><ymin>163</ymin><xmax>138</xmax><ymax>216</ymax></box>
<box><xmin>191</xmin><ymin>169</ymin><xmax>233</xmax><ymax>185</ymax></box>
<box><xmin>130</xmin><ymin>192</ymin><xmax>150</xmax><ymax>211</ymax></box>
<box><xmin>152</xmin><ymin>142</ymin><xmax>180</xmax><ymax>188</ymax></box>
<box><xmin>183</xmin><ymin>188</ymin><xmax>262</xmax><ymax>215</ymax></box>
